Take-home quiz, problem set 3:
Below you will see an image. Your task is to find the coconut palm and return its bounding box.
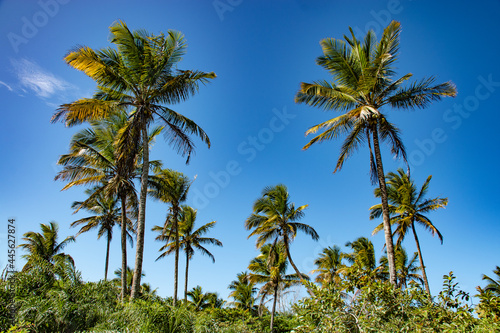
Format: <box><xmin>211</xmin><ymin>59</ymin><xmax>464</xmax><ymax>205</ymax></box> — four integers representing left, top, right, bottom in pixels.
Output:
<box><xmin>248</xmin><ymin>243</ymin><xmax>303</xmax><ymax>332</ymax></box>
<box><xmin>152</xmin><ymin>205</ymin><xmax>222</xmax><ymax>302</ymax></box>
<box><xmin>482</xmin><ymin>266</ymin><xmax>500</xmax><ymax>296</ymax></box>
<box><xmin>342</xmin><ymin>237</ymin><xmax>382</xmax><ymax>288</ymax></box>
<box><xmin>311</xmin><ymin>245</ymin><xmax>345</xmax><ymax>286</ymax></box>
<box><xmin>228</xmin><ymin>271</ymin><xmax>258</xmax><ymax>312</ymax></box>
<box><xmin>207</xmin><ymin>293</ymin><xmax>225</xmax><ymax>309</ymax></box>
<box><xmin>186</xmin><ymin>286</ymin><xmax>223</xmax><ymax>311</ymax></box>
<box><xmin>113</xmin><ymin>266</ymin><xmax>145</xmax><ymax>296</ymax></box>
<box><xmin>295</xmin><ymin>21</ymin><xmax>456</xmax><ymax>285</ymax></box>
<box><xmin>370</xmin><ymin>168</ymin><xmax>447</xmax><ymax>296</ymax></box>
<box><xmin>141</xmin><ymin>282</ymin><xmax>158</xmax><ymax>297</ymax></box>
<box><xmin>70</xmin><ymin>187</ymin><xmax>135</xmax><ymax>281</ymax></box>
<box><xmin>149</xmin><ymin>169</ymin><xmax>192</xmax><ymax>305</ymax></box>
<box><xmin>344</xmin><ymin>237</ymin><xmax>377</xmax><ymax>272</ymax></box>
<box><xmin>245</xmin><ymin>184</ymin><xmax>318</xmax><ymax>288</ymax></box>
<box><xmin>52</xmin><ymin>21</ymin><xmax>215</xmax><ymax>298</ymax></box>
<box><xmin>55</xmin><ymin>111</ymin><xmax>158</xmax><ymax>300</ymax></box>
<box><xmin>19</xmin><ymin>222</ymin><xmax>75</xmax><ymax>272</ymax></box>
<box><xmin>379</xmin><ymin>246</ymin><xmax>422</xmax><ymax>289</ymax></box>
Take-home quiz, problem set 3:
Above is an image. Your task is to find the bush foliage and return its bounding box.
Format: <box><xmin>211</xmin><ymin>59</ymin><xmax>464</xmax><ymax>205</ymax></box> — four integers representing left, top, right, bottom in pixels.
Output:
<box><xmin>1</xmin><ymin>265</ymin><xmax>499</xmax><ymax>333</ymax></box>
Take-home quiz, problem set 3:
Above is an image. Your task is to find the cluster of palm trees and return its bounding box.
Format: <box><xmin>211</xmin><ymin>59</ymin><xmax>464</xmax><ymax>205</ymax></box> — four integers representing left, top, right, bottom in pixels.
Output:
<box><xmin>314</xmin><ymin>237</ymin><xmax>422</xmax><ymax>290</ymax></box>
<box><xmin>227</xmin><ymin>171</ymin><xmax>445</xmax><ymax>331</ymax></box>
<box><xmin>17</xmin><ymin>19</ymin><xmax>464</xmax><ymax>326</ymax></box>
<box><xmin>50</xmin><ymin>20</ymin><xmax>217</xmax><ymax>301</ymax></box>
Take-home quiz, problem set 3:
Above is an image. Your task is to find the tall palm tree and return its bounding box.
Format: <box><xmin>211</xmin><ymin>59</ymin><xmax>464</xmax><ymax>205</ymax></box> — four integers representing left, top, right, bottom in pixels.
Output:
<box><xmin>379</xmin><ymin>246</ymin><xmax>422</xmax><ymax>289</ymax></box>
<box><xmin>149</xmin><ymin>169</ymin><xmax>192</xmax><ymax>305</ymax></box>
<box><xmin>152</xmin><ymin>205</ymin><xmax>222</xmax><ymax>303</ymax></box>
<box><xmin>311</xmin><ymin>245</ymin><xmax>344</xmax><ymax>286</ymax></box>
<box><xmin>370</xmin><ymin>168</ymin><xmax>447</xmax><ymax>296</ymax></box>
<box><xmin>295</xmin><ymin>21</ymin><xmax>456</xmax><ymax>285</ymax></box>
<box><xmin>70</xmin><ymin>187</ymin><xmax>134</xmax><ymax>280</ymax></box>
<box><xmin>228</xmin><ymin>271</ymin><xmax>258</xmax><ymax>312</ymax></box>
<box><xmin>19</xmin><ymin>222</ymin><xmax>75</xmax><ymax>271</ymax></box>
<box><xmin>245</xmin><ymin>184</ymin><xmax>319</xmax><ymax>287</ymax></box>
<box><xmin>55</xmin><ymin>111</ymin><xmax>150</xmax><ymax>300</ymax></box>
<box><xmin>52</xmin><ymin>21</ymin><xmax>215</xmax><ymax>298</ymax></box>
<box><xmin>248</xmin><ymin>243</ymin><xmax>303</xmax><ymax>332</ymax></box>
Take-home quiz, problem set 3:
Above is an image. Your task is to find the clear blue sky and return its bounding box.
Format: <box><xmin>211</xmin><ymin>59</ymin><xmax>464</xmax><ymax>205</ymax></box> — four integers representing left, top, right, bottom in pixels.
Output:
<box><xmin>1</xmin><ymin>0</ymin><xmax>499</xmax><ymax>303</ymax></box>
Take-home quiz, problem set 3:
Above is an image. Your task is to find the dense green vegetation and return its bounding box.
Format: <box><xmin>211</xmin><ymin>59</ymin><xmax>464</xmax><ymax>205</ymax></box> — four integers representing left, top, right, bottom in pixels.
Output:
<box><xmin>2</xmin><ymin>20</ymin><xmax>499</xmax><ymax>332</ymax></box>
<box><xmin>1</xmin><ymin>258</ymin><xmax>499</xmax><ymax>332</ymax></box>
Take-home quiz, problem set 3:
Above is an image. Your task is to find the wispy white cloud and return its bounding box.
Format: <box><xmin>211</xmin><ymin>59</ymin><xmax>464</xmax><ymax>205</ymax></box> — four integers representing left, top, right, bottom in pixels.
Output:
<box><xmin>11</xmin><ymin>58</ymin><xmax>72</xmax><ymax>98</ymax></box>
<box><xmin>0</xmin><ymin>80</ymin><xmax>13</xmax><ymax>91</ymax></box>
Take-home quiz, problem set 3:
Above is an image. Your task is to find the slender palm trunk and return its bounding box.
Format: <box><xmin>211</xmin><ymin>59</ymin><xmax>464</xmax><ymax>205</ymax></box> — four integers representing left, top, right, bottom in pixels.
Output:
<box><xmin>412</xmin><ymin>222</ymin><xmax>431</xmax><ymax>296</ymax></box>
<box><xmin>270</xmin><ymin>286</ymin><xmax>278</xmax><ymax>332</ymax></box>
<box><xmin>104</xmin><ymin>232</ymin><xmax>111</xmax><ymax>281</ymax></box>
<box><xmin>173</xmin><ymin>207</ymin><xmax>179</xmax><ymax>306</ymax></box>
<box><xmin>131</xmin><ymin>123</ymin><xmax>149</xmax><ymax>299</ymax></box>
<box><xmin>120</xmin><ymin>193</ymin><xmax>128</xmax><ymax>301</ymax></box>
<box><xmin>283</xmin><ymin>237</ymin><xmax>307</xmax><ymax>286</ymax></box>
<box><xmin>372</xmin><ymin>126</ymin><xmax>397</xmax><ymax>286</ymax></box>
<box><xmin>184</xmin><ymin>251</ymin><xmax>189</xmax><ymax>303</ymax></box>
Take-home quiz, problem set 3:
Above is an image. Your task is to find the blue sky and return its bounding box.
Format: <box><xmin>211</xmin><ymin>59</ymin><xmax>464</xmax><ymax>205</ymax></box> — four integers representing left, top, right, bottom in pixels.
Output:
<box><xmin>1</xmin><ymin>0</ymin><xmax>499</xmax><ymax>303</ymax></box>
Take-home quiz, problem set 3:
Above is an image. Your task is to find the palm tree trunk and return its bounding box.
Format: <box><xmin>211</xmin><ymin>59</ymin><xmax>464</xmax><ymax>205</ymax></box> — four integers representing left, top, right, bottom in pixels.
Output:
<box><xmin>131</xmin><ymin>123</ymin><xmax>149</xmax><ymax>299</ymax></box>
<box><xmin>184</xmin><ymin>251</ymin><xmax>189</xmax><ymax>303</ymax></box>
<box><xmin>372</xmin><ymin>126</ymin><xmax>397</xmax><ymax>286</ymax></box>
<box><xmin>270</xmin><ymin>286</ymin><xmax>278</xmax><ymax>332</ymax></box>
<box><xmin>120</xmin><ymin>193</ymin><xmax>128</xmax><ymax>301</ymax></box>
<box><xmin>412</xmin><ymin>222</ymin><xmax>431</xmax><ymax>296</ymax></box>
<box><xmin>173</xmin><ymin>207</ymin><xmax>179</xmax><ymax>306</ymax></box>
<box><xmin>104</xmin><ymin>231</ymin><xmax>111</xmax><ymax>281</ymax></box>
<box><xmin>283</xmin><ymin>237</ymin><xmax>307</xmax><ymax>287</ymax></box>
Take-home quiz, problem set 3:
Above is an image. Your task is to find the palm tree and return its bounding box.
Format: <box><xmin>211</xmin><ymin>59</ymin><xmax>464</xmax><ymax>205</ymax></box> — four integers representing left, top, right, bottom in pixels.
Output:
<box><xmin>141</xmin><ymin>282</ymin><xmax>158</xmax><ymax>297</ymax></box>
<box><xmin>207</xmin><ymin>292</ymin><xmax>225</xmax><ymax>309</ymax></box>
<box><xmin>249</xmin><ymin>243</ymin><xmax>303</xmax><ymax>332</ymax></box>
<box><xmin>52</xmin><ymin>21</ymin><xmax>215</xmax><ymax>299</ymax></box>
<box><xmin>379</xmin><ymin>246</ymin><xmax>422</xmax><ymax>289</ymax></box>
<box><xmin>228</xmin><ymin>271</ymin><xmax>258</xmax><ymax>312</ymax></box>
<box><xmin>152</xmin><ymin>205</ymin><xmax>222</xmax><ymax>303</ymax></box>
<box><xmin>149</xmin><ymin>169</ymin><xmax>192</xmax><ymax>306</ymax></box>
<box><xmin>113</xmin><ymin>266</ymin><xmax>145</xmax><ymax>296</ymax></box>
<box><xmin>370</xmin><ymin>168</ymin><xmax>447</xmax><ymax>296</ymax></box>
<box><xmin>481</xmin><ymin>266</ymin><xmax>500</xmax><ymax>296</ymax></box>
<box><xmin>55</xmin><ymin>111</ymin><xmax>147</xmax><ymax>300</ymax></box>
<box><xmin>186</xmin><ymin>286</ymin><xmax>222</xmax><ymax>311</ymax></box>
<box><xmin>311</xmin><ymin>245</ymin><xmax>344</xmax><ymax>287</ymax></box>
<box><xmin>19</xmin><ymin>222</ymin><xmax>75</xmax><ymax>271</ymax></box>
<box><xmin>295</xmin><ymin>21</ymin><xmax>456</xmax><ymax>285</ymax></box>
<box><xmin>343</xmin><ymin>237</ymin><xmax>382</xmax><ymax>288</ymax></box>
<box><xmin>70</xmin><ymin>187</ymin><xmax>134</xmax><ymax>281</ymax></box>
<box><xmin>245</xmin><ymin>184</ymin><xmax>319</xmax><ymax>288</ymax></box>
